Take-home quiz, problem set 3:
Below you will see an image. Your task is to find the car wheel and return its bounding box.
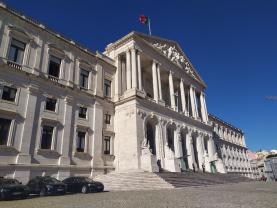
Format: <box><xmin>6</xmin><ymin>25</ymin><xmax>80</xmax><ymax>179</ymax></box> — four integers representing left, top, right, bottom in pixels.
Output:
<box><xmin>21</xmin><ymin>194</ymin><xmax>28</xmax><ymax>199</ymax></box>
<box><xmin>40</xmin><ymin>187</ymin><xmax>47</xmax><ymax>197</ymax></box>
<box><xmin>81</xmin><ymin>185</ymin><xmax>88</xmax><ymax>194</ymax></box>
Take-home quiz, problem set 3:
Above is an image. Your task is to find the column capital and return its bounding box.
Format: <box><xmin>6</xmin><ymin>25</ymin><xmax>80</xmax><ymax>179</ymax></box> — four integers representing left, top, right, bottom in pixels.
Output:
<box><xmin>189</xmin><ymin>84</ymin><xmax>196</xmax><ymax>89</ymax></box>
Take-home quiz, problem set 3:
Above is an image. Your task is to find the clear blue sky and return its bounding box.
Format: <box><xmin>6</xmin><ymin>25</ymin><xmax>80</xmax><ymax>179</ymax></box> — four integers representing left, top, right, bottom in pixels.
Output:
<box><xmin>3</xmin><ymin>0</ymin><xmax>276</xmax><ymax>151</ymax></box>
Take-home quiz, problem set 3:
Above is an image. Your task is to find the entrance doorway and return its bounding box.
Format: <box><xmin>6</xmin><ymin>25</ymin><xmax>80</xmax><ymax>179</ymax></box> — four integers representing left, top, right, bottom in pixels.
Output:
<box><xmin>210</xmin><ymin>161</ymin><xmax>217</xmax><ymax>173</ymax></box>
<box><xmin>146</xmin><ymin>120</ymin><xmax>156</xmax><ymax>155</ymax></box>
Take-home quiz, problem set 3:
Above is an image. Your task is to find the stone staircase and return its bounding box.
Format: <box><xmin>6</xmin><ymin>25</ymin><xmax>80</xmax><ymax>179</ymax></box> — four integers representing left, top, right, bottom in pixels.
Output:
<box><xmin>94</xmin><ymin>171</ymin><xmax>174</xmax><ymax>191</ymax></box>
<box><xmin>156</xmin><ymin>171</ymin><xmax>253</xmax><ymax>188</ymax></box>
<box><xmin>95</xmin><ymin>171</ymin><xmax>253</xmax><ymax>191</ymax></box>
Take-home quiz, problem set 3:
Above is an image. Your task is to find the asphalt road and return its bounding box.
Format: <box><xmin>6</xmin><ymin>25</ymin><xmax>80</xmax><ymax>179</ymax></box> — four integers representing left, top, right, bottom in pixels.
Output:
<box><xmin>0</xmin><ymin>182</ymin><xmax>276</xmax><ymax>208</ymax></box>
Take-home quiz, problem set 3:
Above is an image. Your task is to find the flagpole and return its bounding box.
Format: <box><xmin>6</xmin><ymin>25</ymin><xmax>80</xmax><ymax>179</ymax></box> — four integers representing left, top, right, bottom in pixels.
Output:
<box><xmin>148</xmin><ymin>18</ymin><xmax>152</xmax><ymax>35</ymax></box>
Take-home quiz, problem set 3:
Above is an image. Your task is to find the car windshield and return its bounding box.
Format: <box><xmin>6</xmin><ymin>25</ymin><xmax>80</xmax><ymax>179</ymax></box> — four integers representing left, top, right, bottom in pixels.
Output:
<box><xmin>0</xmin><ymin>179</ymin><xmax>20</xmax><ymax>185</ymax></box>
<box><xmin>42</xmin><ymin>177</ymin><xmax>59</xmax><ymax>183</ymax></box>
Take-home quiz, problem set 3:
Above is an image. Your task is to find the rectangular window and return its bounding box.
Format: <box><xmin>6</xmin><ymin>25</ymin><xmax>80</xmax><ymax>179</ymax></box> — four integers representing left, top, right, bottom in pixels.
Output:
<box><xmin>8</xmin><ymin>38</ymin><xmax>26</xmax><ymax>64</ymax></box>
<box><xmin>0</xmin><ymin>118</ymin><xmax>11</xmax><ymax>145</ymax></box>
<box><xmin>104</xmin><ymin>136</ymin><xmax>110</xmax><ymax>155</ymax></box>
<box><xmin>104</xmin><ymin>79</ymin><xmax>111</xmax><ymax>97</ymax></box>
<box><xmin>76</xmin><ymin>131</ymin><xmax>86</xmax><ymax>152</ymax></box>
<box><xmin>45</xmin><ymin>98</ymin><xmax>57</xmax><ymax>111</ymax></box>
<box><xmin>79</xmin><ymin>69</ymin><xmax>89</xmax><ymax>89</ymax></box>
<box><xmin>79</xmin><ymin>107</ymin><xmax>87</xmax><ymax>119</ymax></box>
<box><xmin>41</xmin><ymin>126</ymin><xmax>54</xmax><ymax>149</ymax></box>
<box><xmin>48</xmin><ymin>55</ymin><xmax>61</xmax><ymax>78</ymax></box>
<box><xmin>1</xmin><ymin>86</ymin><xmax>17</xmax><ymax>102</ymax></box>
<box><xmin>104</xmin><ymin>114</ymin><xmax>111</xmax><ymax>124</ymax></box>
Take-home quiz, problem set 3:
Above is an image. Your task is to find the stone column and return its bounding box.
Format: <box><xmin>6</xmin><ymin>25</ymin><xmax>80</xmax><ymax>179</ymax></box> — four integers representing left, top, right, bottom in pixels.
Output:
<box><xmin>121</xmin><ymin>58</ymin><xmax>126</xmax><ymax>93</ymax></box>
<box><xmin>126</xmin><ymin>50</ymin><xmax>131</xmax><ymax>90</ymax></box>
<box><xmin>208</xmin><ymin>137</ymin><xmax>216</xmax><ymax>161</ymax></box>
<box><xmin>157</xmin><ymin>64</ymin><xmax>163</xmax><ymax>100</ymax></box>
<box><xmin>16</xmin><ymin>86</ymin><xmax>39</xmax><ymax>165</ymax></box>
<box><xmin>200</xmin><ymin>92</ymin><xmax>208</xmax><ymax>123</ymax></box>
<box><xmin>58</xmin><ymin>96</ymin><xmax>74</xmax><ymax>166</ymax></box>
<box><xmin>186</xmin><ymin>131</ymin><xmax>196</xmax><ymax>169</ymax></box>
<box><xmin>114</xmin><ymin>55</ymin><xmax>122</xmax><ymax>100</ymax></box>
<box><xmin>180</xmin><ymin>79</ymin><xmax>187</xmax><ymax>114</ymax></box>
<box><xmin>152</xmin><ymin>60</ymin><xmax>159</xmax><ymax>101</ymax></box>
<box><xmin>131</xmin><ymin>47</ymin><xmax>137</xmax><ymax>89</ymax></box>
<box><xmin>137</xmin><ymin>50</ymin><xmax>142</xmax><ymax>91</ymax></box>
<box><xmin>189</xmin><ymin>85</ymin><xmax>197</xmax><ymax>118</ymax></box>
<box><xmin>169</xmin><ymin>71</ymin><xmax>176</xmax><ymax>109</ymax></box>
<box><xmin>197</xmin><ymin>134</ymin><xmax>205</xmax><ymax>170</ymax></box>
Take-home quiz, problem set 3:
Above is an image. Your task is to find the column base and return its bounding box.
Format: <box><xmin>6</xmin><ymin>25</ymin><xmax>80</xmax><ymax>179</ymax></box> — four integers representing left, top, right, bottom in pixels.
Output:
<box><xmin>122</xmin><ymin>88</ymin><xmax>145</xmax><ymax>99</ymax></box>
<box><xmin>158</xmin><ymin>99</ymin><xmax>165</xmax><ymax>106</ymax></box>
<box><xmin>59</xmin><ymin>156</ymin><xmax>71</xmax><ymax>166</ymax></box>
<box><xmin>16</xmin><ymin>154</ymin><xmax>31</xmax><ymax>164</ymax></box>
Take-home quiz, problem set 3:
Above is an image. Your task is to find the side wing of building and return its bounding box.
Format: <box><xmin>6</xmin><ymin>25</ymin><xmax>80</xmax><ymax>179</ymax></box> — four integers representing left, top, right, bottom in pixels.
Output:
<box><xmin>0</xmin><ymin>4</ymin><xmax>115</xmax><ymax>183</ymax></box>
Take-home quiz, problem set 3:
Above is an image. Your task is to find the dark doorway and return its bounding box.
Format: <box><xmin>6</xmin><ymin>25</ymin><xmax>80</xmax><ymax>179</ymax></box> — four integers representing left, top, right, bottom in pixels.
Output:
<box><xmin>146</xmin><ymin>122</ymin><xmax>156</xmax><ymax>155</ymax></box>
<box><xmin>192</xmin><ymin>137</ymin><xmax>199</xmax><ymax>168</ymax></box>
<box><xmin>181</xmin><ymin>132</ymin><xmax>189</xmax><ymax>169</ymax></box>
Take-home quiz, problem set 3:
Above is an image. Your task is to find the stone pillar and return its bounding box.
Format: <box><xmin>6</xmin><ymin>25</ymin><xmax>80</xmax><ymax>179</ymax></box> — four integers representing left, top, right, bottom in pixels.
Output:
<box><xmin>152</xmin><ymin>60</ymin><xmax>159</xmax><ymax>101</ymax></box>
<box><xmin>58</xmin><ymin>96</ymin><xmax>74</xmax><ymax>166</ymax></box>
<box><xmin>186</xmin><ymin>131</ymin><xmax>196</xmax><ymax>170</ymax></box>
<box><xmin>169</xmin><ymin>71</ymin><xmax>176</xmax><ymax>109</ymax></box>
<box><xmin>157</xmin><ymin>64</ymin><xmax>163</xmax><ymax>100</ymax></box>
<box><xmin>197</xmin><ymin>134</ymin><xmax>205</xmax><ymax>171</ymax></box>
<box><xmin>137</xmin><ymin>51</ymin><xmax>142</xmax><ymax>91</ymax></box>
<box><xmin>126</xmin><ymin>50</ymin><xmax>131</xmax><ymax>90</ymax></box>
<box><xmin>114</xmin><ymin>55</ymin><xmax>122</xmax><ymax>100</ymax></box>
<box><xmin>121</xmin><ymin>58</ymin><xmax>126</xmax><ymax>93</ymax></box>
<box><xmin>200</xmin><ymin>92</ymin><xmax>208</xmax><ymax>123</ymax></box>
<box><xmin>131</xmin><ymin>47</ymin><xmax>137</xmax><ymax>89</ymax></box>
<box><xmin>208</xmin><ymin>137</ymin><xmax>216</xmax><ymax>161</ymax></box>
<box><xmin>180</xmin><ymin>79</ymin><xmax>187</xmax><ymax>115</ymax></box>
<box><xmin>16</xmin><ymin>86</ymin><xmax>38</xmax><ymax>164</ymax></box>
<box><xmin>174</xmin><ymin>129</ymin><xmax>182</xmax><ymax>158</ymax></box>
<box><xmin>91</xmin><ymin>101</ymin><xmax>104</xmax><ymax>169</ymax></box>
<box><xmin>189</xmin><ymin>85</ymin><xmax>197</xmax><ymax>118</ymax></box>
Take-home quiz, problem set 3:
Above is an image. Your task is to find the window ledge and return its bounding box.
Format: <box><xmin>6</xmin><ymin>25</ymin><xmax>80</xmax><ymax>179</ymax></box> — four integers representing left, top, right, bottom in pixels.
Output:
<box><xmin>37</xmin><ymin>148</ymin><xmax>61</xmax><ymax>157</ymax></box>
<box><xmin>0</xmin><ymin>145</ymin><xmax>19</xmax><ymax>153</ymax></box>
<box><xmin>73</xmin><ymin>151</ymin><xmax>92</xmax><ymax>160</ymax></box>
<box><xmin>103</xmin><ymin>154</ymin><xmax>115</xmax><ymax>159</ymax></box>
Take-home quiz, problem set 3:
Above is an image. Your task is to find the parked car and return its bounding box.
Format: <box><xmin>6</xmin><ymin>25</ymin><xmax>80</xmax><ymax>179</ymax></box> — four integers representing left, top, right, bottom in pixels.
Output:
<box><xmin>0</xmin><ymin>177</ymin><xmax>29</xmax><ymax>200</ymax></box>
<box><xmin>27</xmin><ymin>176</ymin><xmax>67</xmax><ymax>196</ymax></box>
<box><xmin>62</xmin><ymin>177</ymin><xmax>104</xmax><ymax>194</ymax></box>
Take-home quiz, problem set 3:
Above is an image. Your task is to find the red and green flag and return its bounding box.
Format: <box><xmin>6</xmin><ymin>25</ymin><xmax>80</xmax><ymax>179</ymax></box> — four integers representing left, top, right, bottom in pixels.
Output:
<box><xmin>139</xmin><ymin>15</ymin><xmax>152</xmax><ymax>35</ymax></box>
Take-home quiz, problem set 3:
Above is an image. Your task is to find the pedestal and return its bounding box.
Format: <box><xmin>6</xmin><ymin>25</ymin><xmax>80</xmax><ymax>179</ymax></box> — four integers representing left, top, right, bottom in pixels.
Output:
<box><xmin>141</xmin><ymin>148</ymin><xmax>159</xmax><ymax>172</ymax></box>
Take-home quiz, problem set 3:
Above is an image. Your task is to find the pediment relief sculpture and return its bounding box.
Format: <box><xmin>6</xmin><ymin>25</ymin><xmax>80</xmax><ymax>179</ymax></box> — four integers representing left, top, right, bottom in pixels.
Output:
<box><xmin>152</xmin><ymin>42</ymin><xmax>196</xmax><ymax>79</ymax></box>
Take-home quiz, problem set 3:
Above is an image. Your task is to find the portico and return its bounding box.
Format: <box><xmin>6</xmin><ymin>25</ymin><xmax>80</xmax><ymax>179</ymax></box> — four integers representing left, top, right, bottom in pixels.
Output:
<box><xmin>105</xmin><ymin>31</ymin><xmax>223</xmax><ymax>173</ymax></box>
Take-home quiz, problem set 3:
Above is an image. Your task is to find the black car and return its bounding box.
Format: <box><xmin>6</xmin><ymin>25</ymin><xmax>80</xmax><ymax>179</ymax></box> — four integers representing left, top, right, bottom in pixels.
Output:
<box><xmin>0</xmin><ymin>178</ymin><xmax>29</xmax><ymax>200</ymax></box>
<box><xmin>63</xmin><ymin>177</ymin><xmax>104</xmax><ymax>194</ymax></box>
<box><xmin>27</xmin><ymin>176</ymin><xmax>67</xmax><ymax>196</ymax></box>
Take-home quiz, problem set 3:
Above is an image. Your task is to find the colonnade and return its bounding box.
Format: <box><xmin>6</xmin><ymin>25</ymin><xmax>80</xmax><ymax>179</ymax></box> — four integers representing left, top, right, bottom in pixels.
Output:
<box><xmin>221</xmin><ymin>145</ymin><xmax>251</xmax><ymax>172</ymax></box>
<box><xmin>115</xmin><ymin>46</ymin><xmax>209</xmax><ymax>124</ymax></box>
<box><xmin>144</xmin><ymin>115</ymin><xmax>217</xmax><ymax>172</ymax></box>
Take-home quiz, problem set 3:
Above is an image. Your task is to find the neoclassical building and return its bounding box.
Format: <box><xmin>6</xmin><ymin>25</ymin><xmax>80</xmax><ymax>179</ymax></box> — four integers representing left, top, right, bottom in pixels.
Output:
<box><xmin>0</xmin><ymin>3</ymin><xmax>251</xmax><ymax>183</ymax></box>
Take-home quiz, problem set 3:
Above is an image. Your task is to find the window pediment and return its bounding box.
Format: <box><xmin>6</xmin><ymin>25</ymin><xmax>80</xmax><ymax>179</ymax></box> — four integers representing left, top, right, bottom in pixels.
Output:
<box><xmin>8</xmin><ymin>25</ymin><xmax>33</xmax><ymax>42</ymax></box>
<box><xmin>48</xmin><ymin>43</ymin><xmax>66</xmax><ymax>59</ymax></box>
<box><xmin>78</xmin><ymin>59</ymin><xmax>96</xmax><ymax>73</ymax></box>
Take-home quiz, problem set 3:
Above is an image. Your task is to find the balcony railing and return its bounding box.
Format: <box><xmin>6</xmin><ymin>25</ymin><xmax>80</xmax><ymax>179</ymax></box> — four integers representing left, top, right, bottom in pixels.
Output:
<box><xmin>7</xmin><ymin>60</ymin><xmax>22</xmax><ymax>70</ymax></box>
<box><xmin>48</xmin><ymin>75</ymin><xmax>59</xmax><ymax>83</ymax></box>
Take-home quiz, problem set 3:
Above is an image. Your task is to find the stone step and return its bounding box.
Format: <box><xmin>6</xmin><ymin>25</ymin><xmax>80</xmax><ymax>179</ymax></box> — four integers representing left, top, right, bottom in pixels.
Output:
<box><xmin>95</xmin><ymin>171</ymin><xmax>253</xmax><ymax>191</ymax></box>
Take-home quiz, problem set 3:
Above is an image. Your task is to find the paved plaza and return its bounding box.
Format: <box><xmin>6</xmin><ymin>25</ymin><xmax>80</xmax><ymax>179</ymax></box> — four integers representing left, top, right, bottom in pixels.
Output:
<box><xmin>0</xmin><ymin>182</ymin><xmax>276</xmax><ymax>208</ymax></box>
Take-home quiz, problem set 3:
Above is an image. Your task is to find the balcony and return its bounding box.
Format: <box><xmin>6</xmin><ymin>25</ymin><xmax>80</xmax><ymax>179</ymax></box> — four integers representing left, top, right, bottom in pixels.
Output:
<box><xmin>47</xmin><ymin>75</ymin><xmax>59</xmax><ymax>83</ymax></box>
<box><xmin>7</xmin><ymin>60</ymin><xmax>22</xmax><ymax>71</ymax></box>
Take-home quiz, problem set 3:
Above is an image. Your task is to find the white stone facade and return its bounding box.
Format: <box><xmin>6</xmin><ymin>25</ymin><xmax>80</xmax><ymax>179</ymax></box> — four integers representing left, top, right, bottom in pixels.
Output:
<box><xmin>209</xmin><ymin>114</ymin><xmax>251</xmax><ymax>177</ymax></box>
<box><xmin>0</xmin><ymin>3</ymin><xmax>251</xmax><ymax>183</ymax></box>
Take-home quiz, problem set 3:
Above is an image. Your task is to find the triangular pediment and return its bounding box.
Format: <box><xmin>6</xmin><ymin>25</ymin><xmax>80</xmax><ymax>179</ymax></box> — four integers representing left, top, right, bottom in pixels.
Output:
<box><xmin>134</xmin><ymin>32</ymin><xmax>206</xmax><ymax>86</ymax></box>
